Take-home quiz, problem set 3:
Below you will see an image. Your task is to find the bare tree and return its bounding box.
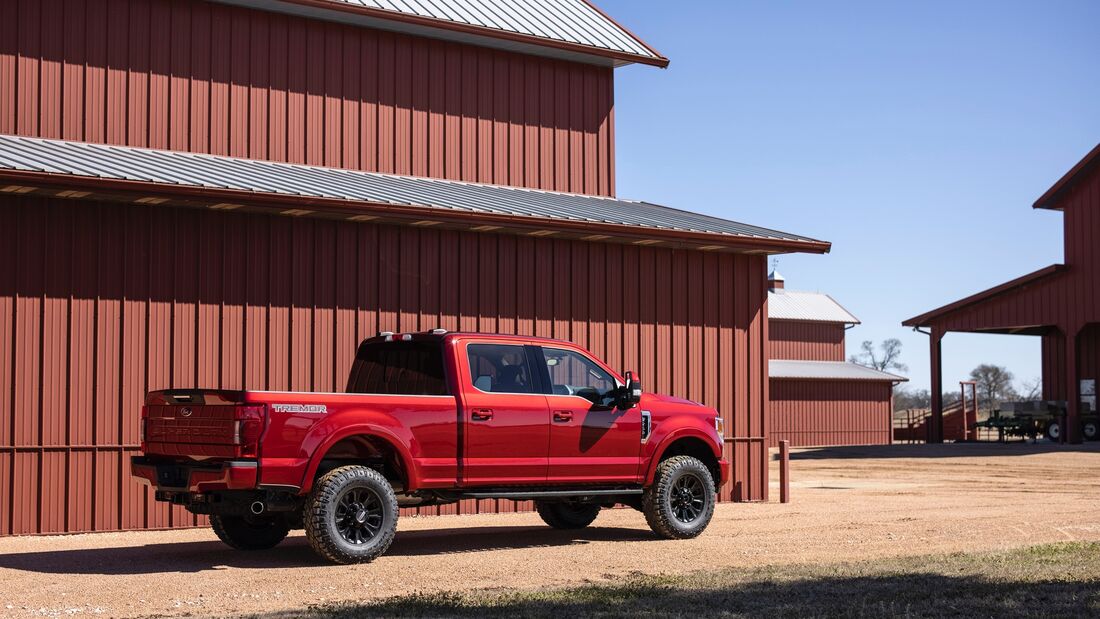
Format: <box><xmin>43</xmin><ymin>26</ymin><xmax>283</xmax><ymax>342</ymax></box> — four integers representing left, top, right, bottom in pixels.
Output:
<box><xmin>1020</xmin><ymin>377</ymin><xmax>1042</xmax><ymax>401</ymax></box>
<box><xmin>850</xmin><ymin>339</ymin><xmax>908</xmax><ymax>373</ymax></box>
<box><xmin>893</xmin><ymin>387</ymin><xmax>930</xmax><ymax>411</ymax></box>
<box><xmin>969</xmin><ymin>364</ymin><xmax>1018</xmax><ymax>408</ymax></box>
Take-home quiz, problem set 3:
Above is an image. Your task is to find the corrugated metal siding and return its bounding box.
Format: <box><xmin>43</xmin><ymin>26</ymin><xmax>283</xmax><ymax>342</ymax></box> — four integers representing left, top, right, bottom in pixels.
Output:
<box><xmin>0</xmin><ymin>194</ymin><xmax>770</xmax><ymax>535</ymax></box>
<box><xmin>768</xmin><ymin>379</ymin><xmax>894</xmax><ymax>448</ymax></box>
<box><xmin>768</xmin><ymin>321</ymin><xmax>845</xmax><ymax>361</ymax></box>
<box><xmin>0</xmin><ymin>0</ymin><xmax>616</xmax><ymax>196</ymax></box>
<box><xmin>314</xmin><ymin>0</ymin><xmax>659</xmax><ymax>59</ymax></box>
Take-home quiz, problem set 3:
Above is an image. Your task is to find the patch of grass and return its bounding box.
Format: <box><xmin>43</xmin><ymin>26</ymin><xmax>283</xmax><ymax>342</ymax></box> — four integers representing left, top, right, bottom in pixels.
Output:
<box><xmin>260</xmin><ymin>542</ymin><xmax>1100</xmax><ymax>618</ymax></box>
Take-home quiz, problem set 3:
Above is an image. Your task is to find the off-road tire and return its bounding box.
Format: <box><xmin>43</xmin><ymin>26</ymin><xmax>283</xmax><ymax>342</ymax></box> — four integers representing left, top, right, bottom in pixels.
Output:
<box><xmin>642</xmin><ymin>455</ymin><xmax>716</xmax><ymax>540</ymax></box>
<box><xmin>1046</xmin><ymin>420</ymin><xmax>1062</xmax><ymax>442</ymax></box>
<box><xmin>210</xmin><ymin>514</ymin><xmax>290</xmax><ymax>550</ymax></box>
<box><xmin>535</xmin><ymin>502</ymin><xmax>601</xmax><ymax>529</ymax></box>
<box><xmin>304</xmin><ymin>465</ymin><xmax>398</xmax><ymax>564</ymax></box>
<box><xmin>1083</xmin><ymin>420</ymin><xmax>1098</xmax><ymax>441</ymax></box>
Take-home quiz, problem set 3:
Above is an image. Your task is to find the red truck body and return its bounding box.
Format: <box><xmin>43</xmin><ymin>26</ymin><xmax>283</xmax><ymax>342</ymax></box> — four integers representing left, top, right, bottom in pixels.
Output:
<box><xmin>132</xmin><ymin>331</ymin><xmax>729</xmax><ymax>563</ymax></box>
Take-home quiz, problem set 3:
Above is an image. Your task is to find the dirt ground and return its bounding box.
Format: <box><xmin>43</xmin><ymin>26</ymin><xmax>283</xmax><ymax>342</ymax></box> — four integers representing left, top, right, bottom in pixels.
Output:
<box><xmin>1</xmin><ymin>442</ymin><xmax>1098</xmax><ymax>618</ymax></box>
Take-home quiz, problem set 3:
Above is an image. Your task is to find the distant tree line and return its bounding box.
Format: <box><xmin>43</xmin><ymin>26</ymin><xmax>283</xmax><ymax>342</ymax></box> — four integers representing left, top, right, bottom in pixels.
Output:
<box><xmin>846</xmin><ymin>339</ymin><xmax>1040</xmax><ymax>412</ymax></box>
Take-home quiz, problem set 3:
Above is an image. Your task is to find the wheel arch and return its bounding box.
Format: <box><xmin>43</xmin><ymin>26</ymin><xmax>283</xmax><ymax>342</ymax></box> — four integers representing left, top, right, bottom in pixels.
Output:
<box><xmin>300</xmin><ymin>427</ymin><xmax>418</xmax><ymax>494</ymax></box>
<box><xmin>645</xmin><ymin>431</ymin><xmax>722</xmax><ymax>491</ymax></box>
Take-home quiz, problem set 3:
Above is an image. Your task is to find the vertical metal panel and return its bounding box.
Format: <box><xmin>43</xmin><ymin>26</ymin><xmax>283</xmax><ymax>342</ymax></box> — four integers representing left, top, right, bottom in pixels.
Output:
<box><xmin>768</xmin><ymin>321</ymin><xmax>846</xmax><ymax>361</ymax></box>
<box><xmin>769</xmin><ymin>379</ymin><xmax>894</xmax><ymax>448</ymax></box>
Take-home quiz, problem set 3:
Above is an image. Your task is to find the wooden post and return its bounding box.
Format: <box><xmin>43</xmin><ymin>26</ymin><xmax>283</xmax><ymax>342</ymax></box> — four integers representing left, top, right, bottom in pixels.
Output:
<box><xmin>929</xmin><ymin>328</ymin><xmax>944</xmax><ymax>443</ymax></box>
<box><xmin>779</xmin><ymin>440</ymin><xmax>790</xmax><ymax>504</ymax></box>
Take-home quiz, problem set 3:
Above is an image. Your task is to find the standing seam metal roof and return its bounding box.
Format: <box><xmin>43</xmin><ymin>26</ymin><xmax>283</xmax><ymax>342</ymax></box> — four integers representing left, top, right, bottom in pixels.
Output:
<box><xmin>768</xmin><ymin>290</ymin><xmax>860</xmax><ymax>324</ymax></box>
<box><xmin>769</xmin><ymin>360</ymin><xmax>907</xmax><ymax>382</ymax></box>
<box><xmin>0</xmin><ymin>135</ymin><xmax>827</xmax><ymax>248</ymax></box>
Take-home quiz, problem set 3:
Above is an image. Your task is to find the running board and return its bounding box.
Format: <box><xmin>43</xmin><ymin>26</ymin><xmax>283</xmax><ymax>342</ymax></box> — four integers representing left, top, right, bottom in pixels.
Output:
<box><xmin>460</xmin><ymin>489</ymin><xmax>643</xmax><ymax>500</ymax></box>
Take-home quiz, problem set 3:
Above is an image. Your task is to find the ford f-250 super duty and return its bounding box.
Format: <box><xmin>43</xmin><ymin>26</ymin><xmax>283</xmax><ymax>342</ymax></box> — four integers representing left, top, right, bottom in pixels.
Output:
<box><xmin>132</xmin><ymin>331</ymin><xmax>729</xmax><ymax>564</ymax></box>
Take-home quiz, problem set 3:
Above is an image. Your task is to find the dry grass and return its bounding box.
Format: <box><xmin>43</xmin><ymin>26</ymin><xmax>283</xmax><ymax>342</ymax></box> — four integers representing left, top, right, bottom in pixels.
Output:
<box><xmin>267</xmin><ymin>542</ymin><xmax>1100</xmax><ymax>618</ymax></box>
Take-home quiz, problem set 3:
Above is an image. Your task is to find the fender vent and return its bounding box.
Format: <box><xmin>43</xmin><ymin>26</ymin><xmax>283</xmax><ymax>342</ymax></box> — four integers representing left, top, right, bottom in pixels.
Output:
<box><xmin>641</xmin><ymin>411</ymin><xmax>652</xmax><ymax>443</ymax></box>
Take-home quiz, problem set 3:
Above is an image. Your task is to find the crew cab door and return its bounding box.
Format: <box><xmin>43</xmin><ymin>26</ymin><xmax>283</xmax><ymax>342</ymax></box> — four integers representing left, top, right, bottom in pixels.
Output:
<box><xmin>459</xmin><ymin>342</ymin><xmax>549</xmax><ymax>485</ymax></box>
<box><xmin>537</xmin><ymin>346</ymin><xmax>643</xmax><ymax>484</ymax></box>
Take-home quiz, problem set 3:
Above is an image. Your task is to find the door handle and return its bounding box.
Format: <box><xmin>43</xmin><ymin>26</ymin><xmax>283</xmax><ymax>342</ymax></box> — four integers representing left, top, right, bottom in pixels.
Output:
<box><xmin>553</xmin><ymin>410</ymin><xmax>573</xmax><ymax>422</ymax></box>
<box><xmin>471</xmin><ymin>408</ymin><xmax>494</xmax><ymax>421</ymax></box>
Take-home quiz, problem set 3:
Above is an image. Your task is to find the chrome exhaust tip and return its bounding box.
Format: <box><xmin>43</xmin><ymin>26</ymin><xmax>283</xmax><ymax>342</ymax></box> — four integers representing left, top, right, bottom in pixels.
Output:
<box><xmin>250</xmin><ymin>501</ymin><xmax>266</xmax><ymax>515</ymax></box>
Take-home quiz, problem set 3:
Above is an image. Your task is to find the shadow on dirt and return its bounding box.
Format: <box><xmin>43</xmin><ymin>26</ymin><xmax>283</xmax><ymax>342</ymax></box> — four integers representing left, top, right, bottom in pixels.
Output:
<box><xmin>0</xmin><ymin>525</ymin><xmax>654</xmax><ymax>575</ymax></box>
<box><xmin>257</xmin><ymin>568</ymin><xmax>1100</xmax><ymax>618</ymax></box>
<box><xmin>784</xmin><ymin>442</ymin><xmax>1099</xmax><ymax>461</ymax></box>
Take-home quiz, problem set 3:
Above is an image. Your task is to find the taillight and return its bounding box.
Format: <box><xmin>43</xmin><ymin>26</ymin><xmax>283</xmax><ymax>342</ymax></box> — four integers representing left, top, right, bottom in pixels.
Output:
<box><xmin>139</xmin><ymin>406</ymin><xmax>148</xmax><ymax>449</ymax></box>
<box><xmin>233</xmin><ymin>406</ymin><xmax>265</xmax><ymax>457</ymax></box>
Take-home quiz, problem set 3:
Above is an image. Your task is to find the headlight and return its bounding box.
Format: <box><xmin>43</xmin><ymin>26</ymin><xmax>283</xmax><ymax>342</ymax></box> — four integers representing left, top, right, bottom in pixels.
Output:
<box><xmin>714</xmin><ymin>415</ymin><xmax>725</xmax><ymax>442</ymax></box>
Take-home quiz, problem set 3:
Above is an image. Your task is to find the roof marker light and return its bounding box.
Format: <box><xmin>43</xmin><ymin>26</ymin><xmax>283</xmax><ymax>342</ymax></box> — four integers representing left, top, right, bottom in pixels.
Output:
<box><xmin>402</xmin><ymin>334</ymin><xmax>413</xmax><ymax>341</ymax></box>
<box><xmin>431</xmin><ymin>328</ymin><xmax>448</xmax><ymax>335</ymax></box>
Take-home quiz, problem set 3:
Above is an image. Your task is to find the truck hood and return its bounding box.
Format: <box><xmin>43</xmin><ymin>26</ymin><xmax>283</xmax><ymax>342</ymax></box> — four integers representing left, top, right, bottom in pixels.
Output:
<box><xmin>644</xmin><ymin>392</ymin><xmax>704</xmax><ymax>407</ymax></box>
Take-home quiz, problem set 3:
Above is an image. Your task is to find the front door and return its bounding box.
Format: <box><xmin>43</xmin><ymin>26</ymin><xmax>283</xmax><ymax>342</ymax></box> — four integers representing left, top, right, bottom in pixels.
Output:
<box><xmin>538</xmin><ymin>347</ymin><xmax>643</xmax><ymax>484</ymax></box>
<box><xmin>460</xmin><ymin>342</ymin><xmax>549</xmax><ymax>486</ymax></box>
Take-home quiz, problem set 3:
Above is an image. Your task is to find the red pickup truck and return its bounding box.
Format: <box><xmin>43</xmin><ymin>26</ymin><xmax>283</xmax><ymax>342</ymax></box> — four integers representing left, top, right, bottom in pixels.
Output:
<box><xmin>132</xmin><ymin>331</ymin><xmax>728</xmax><ymax>564</ymax></box>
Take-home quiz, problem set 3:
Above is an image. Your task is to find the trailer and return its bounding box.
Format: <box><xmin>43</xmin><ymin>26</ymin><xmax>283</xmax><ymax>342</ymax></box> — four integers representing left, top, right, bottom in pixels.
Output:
<box><xmin>977</xmin><ymin>400</ymin><xmax>1099</xmax><ymax>442</ymax></box>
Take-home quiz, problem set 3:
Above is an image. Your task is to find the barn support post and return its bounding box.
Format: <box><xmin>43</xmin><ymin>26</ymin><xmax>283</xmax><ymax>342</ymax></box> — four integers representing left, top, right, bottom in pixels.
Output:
<box><xmin>1064</xmin><ymin>326</ymin><xmax>1083</xmax><ymax>444</ymax></box>
<box><xmin>929</xmin><ymin>327</ymin><xmax>945</xmax><ymax>443</ymax></box>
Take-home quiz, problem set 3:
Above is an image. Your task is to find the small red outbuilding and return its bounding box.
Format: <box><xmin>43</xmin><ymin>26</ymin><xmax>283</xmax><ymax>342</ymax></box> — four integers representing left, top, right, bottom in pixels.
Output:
<box><xmin>767</xmin><ymin>272</ymin><xmax>906</xmax><ymax>447</ymax></box>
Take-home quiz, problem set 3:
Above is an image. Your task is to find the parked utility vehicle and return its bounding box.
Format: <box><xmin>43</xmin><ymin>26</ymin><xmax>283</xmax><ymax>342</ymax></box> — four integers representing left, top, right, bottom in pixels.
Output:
<box><xmin>132</xmin><ymin>331</ymin><xmax>728</xmax><ymax>564</ymax></box>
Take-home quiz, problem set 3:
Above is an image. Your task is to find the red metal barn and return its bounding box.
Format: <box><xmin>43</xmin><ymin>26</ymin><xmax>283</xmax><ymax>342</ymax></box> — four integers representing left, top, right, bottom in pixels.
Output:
<box><xmin>0</xmin><ymin>0</ymin><xmax>829</xmax><ymax>535</ymax></box>
<box><xmin>767</xmin><ymin>272</ymin><xmax>906</xmax><ymax>447</ymax></box>
<box><xmin>904</xmin><ymin>144</ymin><xmax>1100</xmax><ymax>444</ymax></box>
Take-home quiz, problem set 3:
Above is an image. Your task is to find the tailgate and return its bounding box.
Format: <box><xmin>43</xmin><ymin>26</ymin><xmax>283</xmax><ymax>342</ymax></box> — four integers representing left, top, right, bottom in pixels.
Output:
<box><xmin>142</xmin><ymin>390</ymin><xmax>265</xmax><ymax>459</ymax></box>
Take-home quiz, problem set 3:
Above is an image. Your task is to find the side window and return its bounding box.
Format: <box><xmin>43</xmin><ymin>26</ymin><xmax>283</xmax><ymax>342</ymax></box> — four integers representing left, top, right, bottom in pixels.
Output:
<box><xmin>467</xmin><ymin>344</ymin><xmax>535</xmax><ymax>394</ymax></box>
<box><xmin>346</xmin><ymin>342</ymin><xmax>449</xmax><ymax>395</ymax></box>
<box><xmin>542</xmin><ymin>348</ymin><xmax>617</xmax><ymax>406</ymax></box>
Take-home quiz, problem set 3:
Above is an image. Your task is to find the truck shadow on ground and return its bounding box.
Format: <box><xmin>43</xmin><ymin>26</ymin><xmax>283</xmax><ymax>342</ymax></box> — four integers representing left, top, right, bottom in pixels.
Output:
<box><xmin>0</xmin><ymin>525</ymin><xmax>654</xmax><ymax>575</ymax></box>
<box><xmin>785</xmin><ymin>442</ymin><xmax>1099</xmax><ymax>461</ymax></box>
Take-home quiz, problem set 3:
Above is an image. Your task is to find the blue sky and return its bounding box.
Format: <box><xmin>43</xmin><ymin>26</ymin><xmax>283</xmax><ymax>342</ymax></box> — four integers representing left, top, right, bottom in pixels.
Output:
<box><xmin>600</xmin><ymin>0</ymin><xmax>1100</xmax><ymax>393</ymax></box>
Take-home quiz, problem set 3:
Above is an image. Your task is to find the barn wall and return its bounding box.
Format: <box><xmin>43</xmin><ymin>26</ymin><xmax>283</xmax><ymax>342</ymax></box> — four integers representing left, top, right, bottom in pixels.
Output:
<box><xmin>768</xmin><ymin>379</ymin><xmax>893</xmax><ymax>447</ymax></box>
<box><xmin>0</xmin><ymin>0</ymin><xmax>616</xmax><ymax>196</ymax></box>
<box><xmin>768</xmin><ymin>321</ymin><xmax>845</xmax><ymax>361</ymax></box>
<box><xmin>0</xmin><ymin>194</ymin><xmax>769</xmax><ymax>535</ymax></box>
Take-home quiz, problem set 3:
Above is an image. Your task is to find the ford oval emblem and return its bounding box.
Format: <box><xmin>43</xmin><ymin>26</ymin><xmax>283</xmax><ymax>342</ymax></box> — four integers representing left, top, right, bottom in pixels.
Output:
<box><xmin>180</xmin><ymin>407</ymin><xmax>193</xmax><ymax>417</ymax></box>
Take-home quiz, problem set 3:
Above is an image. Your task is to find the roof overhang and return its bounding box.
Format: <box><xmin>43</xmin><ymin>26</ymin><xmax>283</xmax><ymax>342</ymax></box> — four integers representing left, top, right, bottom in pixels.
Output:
<box><xmin>214</xmin><ymin>0</ymin><xmax>669</xmax><ymax>68</ymax></box>
<box><xmin>769</xmin><ymin>360</ymin><xmax>908</xmax><ymax>383</ymax></box>
<box><xmin>902</xmin><ymin>264</ymin><xmax>1066</xmax><ymax>328</ymax></box>
<box><xmin>1033</xmin><ymin>143</ymin><xmax>1100</xmax><ymax>211</ymax></box>
<box><xmin>0</xmin><ymin>136</ymin><xmax>829</xmax><ymax>255</ymax></box>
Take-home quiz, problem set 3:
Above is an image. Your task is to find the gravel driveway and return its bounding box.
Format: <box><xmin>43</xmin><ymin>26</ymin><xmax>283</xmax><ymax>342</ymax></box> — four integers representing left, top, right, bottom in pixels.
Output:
<box><xmin>2</xmin><ymin>443</ymin><xmax>1098</xmax><ymax>618</ymax></box>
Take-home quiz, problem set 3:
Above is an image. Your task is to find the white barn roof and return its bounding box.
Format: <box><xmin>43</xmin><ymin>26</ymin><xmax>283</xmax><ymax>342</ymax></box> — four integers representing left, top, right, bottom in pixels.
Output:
<box><xmin>770</xmin><ymin>360</ymin><xmax>906</xmax><ymax>382</ymax></box>
<box><xmin>218</xmin><ymin>0</ymin><xmax>667</xmax><ymax>67</ymax></box>
<box><xmin>768</xmin><ymin>290</ymin><xmax>860</xmax><ymax>324</ymax></box>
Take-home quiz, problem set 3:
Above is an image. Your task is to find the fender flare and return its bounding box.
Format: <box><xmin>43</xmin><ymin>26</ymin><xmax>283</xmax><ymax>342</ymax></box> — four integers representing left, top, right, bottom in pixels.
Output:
<box><xmin>643</xmin><ymin>426</ymin><xmax>723</xmax><ymax>486</ymax></box>
<box><xmin>298</xmin><ymin>424</ymin><xmax>419</xmax><ymax>494</ymax></box>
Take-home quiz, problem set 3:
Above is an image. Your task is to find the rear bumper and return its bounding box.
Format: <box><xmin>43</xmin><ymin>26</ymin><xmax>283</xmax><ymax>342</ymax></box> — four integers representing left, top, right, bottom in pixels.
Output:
<box><xmin>130</xmin><ymin>456</ymin><xmax>258</xmax><ymax>493</ymax></box>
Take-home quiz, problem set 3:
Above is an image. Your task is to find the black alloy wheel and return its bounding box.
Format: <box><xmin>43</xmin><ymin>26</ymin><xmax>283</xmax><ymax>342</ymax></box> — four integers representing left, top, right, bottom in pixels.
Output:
<box><xmin>669</xmin><ymin>472</ymin><xmax>707</xmax><ymax>524</ymax></box>
<box><xmin>335</xmin><ymin>486</ymin><xmax>385</xmax><ymax>545</ymax></box>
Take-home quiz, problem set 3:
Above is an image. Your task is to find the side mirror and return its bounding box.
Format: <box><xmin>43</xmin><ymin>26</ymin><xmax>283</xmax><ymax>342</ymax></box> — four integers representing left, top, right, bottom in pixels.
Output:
<box><xmin>619</xmin><ymin>371</ymin><xmax>643</xmax><ymax>410</ymax></box>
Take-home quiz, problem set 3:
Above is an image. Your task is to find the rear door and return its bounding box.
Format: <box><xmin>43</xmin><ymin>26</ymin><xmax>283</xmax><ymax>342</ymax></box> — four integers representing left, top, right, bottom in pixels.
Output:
<box><xmin>459</xmin><ymin>341</ymin><xmax>549</xmax><ymax>485</ymax></box>
<box><xmin>537</xmin><ymin>346</ymin><xmax>643</xmax><ymax>484</ymax></box>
